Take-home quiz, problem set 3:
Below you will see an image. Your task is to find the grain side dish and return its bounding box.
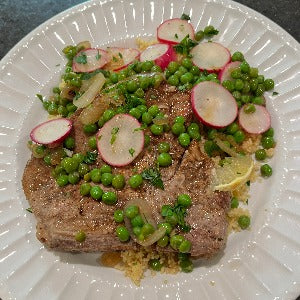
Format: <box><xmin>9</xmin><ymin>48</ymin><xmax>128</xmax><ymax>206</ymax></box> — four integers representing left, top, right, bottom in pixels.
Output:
<box><xmin>22</xmin><ymin>14</ymin><xmax>276</xmax><ymax>285</ymax></box>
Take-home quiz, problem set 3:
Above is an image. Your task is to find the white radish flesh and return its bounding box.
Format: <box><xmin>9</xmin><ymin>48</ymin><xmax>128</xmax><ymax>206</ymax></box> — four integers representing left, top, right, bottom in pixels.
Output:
<box><xmin>157</xmin><ymin>18</ymin><xmax>195</xmax><ymax>44</ymax></box>
<box><xmin>219</xmin><ymin>61</ymin><xmax>241</xmax><ymax>83</ymax></box>
<box><xmin>191</xmin><ymin>81</ymin><xmax>238</xmax><ymax>128</ymax></box>
<box><xmin>239</xmin><ymin>104</ymin><xmax>271</xmax><ymax>134</ymax></box>
<box><xmin>106</xmin><ymin>47</ymin><xmax>140</xmax><ymax>71</ymax></box>
<box><xmin>190</xmin><ymin>42</ymin><xmax>231</xmax><ymax>72</ymax></box>
<box><xmin>140</xmin><ymin>43</ymin><xmax>176</xmax><ymax>70</ymax></box>
<box><xmin>72</xmin><ymin>48</ymin><xmax>109</xmax><ymax>73</ymax></box>
<box><xmin>30</xmin><ymin>118</ymin><xmax>72</xmax><ymax>145</ymax></box>
<box><xmin>97</xmin><ymin>114</ymin><xmax>144</xmax><ymax>167</ymax></box>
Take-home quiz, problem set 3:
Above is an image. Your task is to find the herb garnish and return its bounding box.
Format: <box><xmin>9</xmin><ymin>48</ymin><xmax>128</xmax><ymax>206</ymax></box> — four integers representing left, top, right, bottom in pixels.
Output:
<box><xmin>180</xmin><ymin>13</ymin><xmax>191</xmax><ymax>21</ymax></box>
<box><xmin>141</xmin><ymin>167</ymin><xmax>164</xmax><ymax>190</ymax></box>
<box><xmin>204</xmin><ymin>26</ymin><xmax>219</xmax><ymax>37</ymax></box>
<box><xmin>112</xmin><ymin>56</ymin><xmax>118</xmax><ymax>62</ymax></box>
<box><xmin>173</xmin><ymin>35</ymin><xmax>198</xmax><ymax>55</ymax></box>
<box><xmin>26</xmin><ymin>207</ymin><xmax>33</xmax><ymax>213</ymax></box>
<box><xmin>83</xmin><ymin>151</ymin><xmax>97</xmax><ymax>164</ymax></box>
<box><xmin>129</xmin><ymin>148</ymin><xmax>135</xmax><ymax>157</ymax></box>
<box><xmin>75</xmin><ymin>52</ymin><xmax>87</xmax><ymax>64</ymax></box>
<box><xmin>95</xmin><ymin>50</ymin><xmax>101</xmax><ymax>60</ymax></box>
<box><xmin>272</xmin><ymin>91</ymin><xmax>279</xmax><ymax>96</ymax></box>
<box><xmin>118</xmin><ymin>52</ymin><xmax>123</xmax><ymax>58</ymax></box>
<box><xmin>36</xmin><ymin>94</ymin><xmax>44</xmax><ymax>102</ymax></box>
<box><xmin>110</xmin><ymin>127</ymin><xmax>119</xmax><ymax>144</ymax></box>
<box><xmin>175</xmin><ymin>33</ymin><xmax>179</xmax><ymax>39</ymax></box>
<box><xmin>246</xmin><ymin>180</ymin><xmax>250</xmax><ymax>186</ymax></box>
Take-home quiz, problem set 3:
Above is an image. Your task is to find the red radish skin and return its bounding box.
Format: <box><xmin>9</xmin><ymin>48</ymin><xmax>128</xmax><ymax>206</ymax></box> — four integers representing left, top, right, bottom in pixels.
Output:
<box><xmin>97</xmin><ymin>114</ymin><xmax>144</xmax><ymax>167</ymax></box>
<box><xmin>157</xmin><ymin>18</ymin><xmax>195</xmax><ymax>45</ymax></box>
<box><xmin>30</xmin><ymin>118</ymin><xmax>72</xmax><ymax>146</ymax></box>
<box><xmin>219</xmin><ymin>61</ymin><xmax>241</xmax><ymax>82</ymax></box>
<box><xmin>191</xmin><ymin>81</ymin><xmax>238</xmax><ymax>128</ymax></box>
<box><xmin>72</xmin><ymin>48</ymin><xmax>109</xmax><ymax>73</ymax></box>
<box><xmin>238</xmin><ymin>104</ymin><xmax>271</xmax><ymax>134</ymax></box>
<box><xmin>190</xmin><ymin>42</ymin><xmax>231</xmax><ymax>72</ymax></box>
<box><xmin>140</xmin><ymin>43</ymin><xmax>176</xmax><ymax>70</ymax></box>
<box><xmin>107</xmin><ymin>47</ymin><xmax>140</xmax><ymax>71</ymax></box>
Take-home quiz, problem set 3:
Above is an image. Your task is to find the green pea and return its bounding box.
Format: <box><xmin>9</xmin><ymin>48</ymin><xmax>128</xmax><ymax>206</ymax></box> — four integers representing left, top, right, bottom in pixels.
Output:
<box><xmin>112</xmin><ymin>174</ymin><xmax>125</xmax><ymax>189</ymax></box>
<box><xmin>134</xmin><ymin>88</ymin><xmax>145</xmax><ymax>98</ymax></box>
<box><xmin>171</xmin><ymin>123</ymin><xmax>185</xmax><ymax>136</ymax></box>
<box><xmin>83</xmin><ymin>172</ymin><xmax>91</xmax><ymax>182</ymax></box>
<box><xmin>240</xmin><ymin>61</ymin><xmax>250</xmax><ymax>73</ymax></box>
<box><xmin>126</xmin><ymin>80</ymin><xmax>138</xmax><ymax>93</ymax></box>
<box><xmin>103</xmin><ymin>109</ymin><xmax>115</xmax><ymax>122</ymax></box>
<box><xmin>204</xmin><ymin>140</ymin><xmax>216</xmax><ymax>156</ymax></box>
<box><xmin>98</xmin><ymin>116</ymin><xmax>105</xmax><ymax>128</ymax></box>
<box><xmin>241</xmin><ymin>95</ymin><xmax>251</xmax><ymax>104</ymax></box>
<box><xmin>131</xmin><ymin>215</ymin><xmax>144</xmax><ymax>227</ymax></box>
<box><xmin>255</xmin><ymin>84</ymin><xmax>265</xmax><ymax>96</ymax></box>
<box><xmin>238</xmin><ymin>215</ymin><xmax>250</xmax><ymax>229</ymax></box>
<box><xmin>241</xmin><ymin>73</ymin><xmax>250</xmax><ymax>81</ymax></box>
<box><xmin>178</xmin><ymin>133</ymin><xmax>191</xmax><ymax>147</ymax></box>
<box><xmin>68</xmin><ymin>171</ymin><xmax>80</xmax><ymax>184</ymax></box>
<box><xmin>58</xmin><ymin>106</ymin><xmax>68</xmax><ymax>117</ymax></box>
<box><xmin>222</xmin><ymin>80</ymin><xmax>235</xmax><ymax>92</ymax></box>
<box><xmin>148</xmin><ymin>105</ymin><xmax>159</xmax><ymax>117</ymax></box>
<box><xmin>167</xmin><ymin>75</ymin><xmax>179</xmax><ymax>86</ymax></box>
<box><xmin>47</xmin><ymin>102</ymin><xmax>58</xmax><ymax>115</ymax></box>
<box><xmin>100</xmin><ymin>164</ymin><xmax>112</xmax><ymax>174</ymax></box>
<box><xmin>80</xmin><ymin>183</ymin><xmax>91</xmax><ymax>196</ymax></box>
<box><xmin>114</xmin><ymin>209</ymin><xmax>124</xmax><ymax>223</ymax></box>
<box><xmin>177</xmin><ymin>194</ymin><xmax>192</xmax><ymax>207</ymax></box>
<box><xmin>90</xmin><ymin>186</ymin><xmax>103</xmax><ymax>200</ymax></box>
<box><xmin>151</xmin><ymin>65</ymin><xmax>162</xmax><ymax>72</ymax></box>
<box><xmin>261</xmin><ymin>136</ymin><xmax>275</xmax><ymax>149</ymax></box>
<box><xmin>144</xmin><ymin>134</ymin><xmax>151</xmax><ymax>147</ymax></box>
<box><xmin>230</xmin><ymin>197</ymin><xmax>239</xmax><ymax>208</ymax></box>
<box><xmin>242</xmin><ymin>81</ymin><xmax>251</xmax><ymax>94</ymax></box>
<box><xmin>125</xmin><ymin>205</ymin><xmax>139</xmax><ymax>219</ymax></box>
<box><xmin>249</xmin><ymin>67</ymin><xmax>258</xmax><ymax>78</ymax></box>
<box><xmin>234</xmin><ymin>79</ymin><xmax>244</xmax><ymax>91</ymax></box>
<box><xmin>116</xmin><ymin>225</ymin><xmax>130</xmax><ymax>242</ymax></box>
<box><xmin>190</xmin><ymin>66</ymin><xmax>200</xmax><ymax>76</ymax></box>
<box><xmin>72</xmin><ymin>153</ymin><xmax>84</xmax><ymax>164</ymax></box>
<box><xmin>231</xmin><ymin>51</ymin><xmax>244</xmax><ymax>62</ymax></box>
<box><xmin>139</xmin><ymin>76</ymin><xmax>151</xmax><ymax>90</ymax></box>
<box><xmin>180</xmin><ymin>259</ymin><xmax>194</xmax><ymax>273</ymax></box>
<box><xmin>263</xmin><ymin>127</ymin><xmax>274</xmax><ymax>137</ymax></box>
<box><xmin>195</xmin><ymin>30</ymin><xmax>204</xmax><ymax>41</ymax></box>
<box><xmin>101</xmin><ymin>173</ymin><xmax>113</xmax><ymax>186</ymax></box>
<box><xmin>88</xmin><ymin>136</ymin><xmax>97</xmax><ymax>150</ymax></box>
<box><xmin>233</xmin><ymin>130</ymin><xmax>245</xmax><ymax>144</ymax></box>
<box><xmin>43</xmin><ymin>101</ymin><xmax>51</xmax><ymax>110</ymax></box>
<box><xmin>167</xmin><ymin>61</ymin><xmax>180</xmax><ymax>74</ymax></box>
<box><xmin>142</xmin><ymin>112</ymin><xmax>153</xmax><ymax>125</ymax></box>
<box><xmin>102</xmin><ymin>191</ymin><xmax>117</xmax><ymax>205</ymax></box>
<box><xmin>165</xmin><ymin>213</ymin><xmax>178</xmax><ymax>227</ymax></box>
<box><xmin>150</xmin><ymin>124</ymin><xmax>163</xmax><ymax>135</ymax></box>
<box><xmin>135</xmin><ymin>105</ymin><xmax>146</xmax><ymax>115</ymax></box>
<box><xmin>83</xmin><ymin>123</ymin><xmax>98</xmax><ymax>134</ymax></box>
<box><xmin>252</xmin><ymin>96</ymin><xmax>264</xmax><ymax>105</ymax></box>
<box><xmin>141</xmin><ymin>223</ymin><xmax>155</xmax><ymax>237</ymax></box>
<box><xmin>133</xmin><ymin>226</ymin><xmax>142</xmax><ymax>236</ymax></box>
<box><xmin>264</xmin><ymin>79</ymin><xmax>274</xmax><ymax>91</ymax></box>
<box><xmin>179</xmin><ymin>240</ymin><xmax>191</xmax><ymax>253</ymax></box>
<box><xmin>226</xmin><ymin>122</ymin><xmax>239</xmax><ymax>134</ymax></box>
<box><xmin>207</xmin><ymin>128</ymin><xmax>217</xmax><ymax>140</ymax></box>
<box><xmin>129</xmin><ymin>107</ymin><xmax>141</xmax><ymax>120</ymax></box>
<box><xmin>181</xmin><ymin>58</ymin><xmax>193</xmax><ymax>69</ymax></box>
<box><xmin>188</xmin><ymin>122</ymin><xmax>200</xmax><ymax>132</ymax></box>
<box><xmin>158</xmin><ymin>142</ymin><xmax>170</xmax><ymax>153</ymax></box>
<box><xmin>260</xmin><ymin>164</ymin><xmax>272</xmax><ymax>177</ymax></box>
<box><xmin>148</xmin><ymin>259</ymin><xmax>162</xmax><ymax>271</ymax></box>
<box><xmin>110</xmin><ymin>72</ymin><xmax>119</xmax><ymax>83</ymax></box>
<box><xmin>157</xmin><ymin>153</ymin><xmax>172</xmax><ymax>167</ymax></box>
<box><xmin>244</xmin><ymin>104</ymin><xmax>256</xmax><ymax>114</ymax></box>
<box><xmin>90</xmin><ymin>168</ymin><xmax>102</xmax><ymax>183</ymax></box>
<box><xmin>75</xmin><ymin>230</ymin><xmax>86</xmax><ymax>242</ymax></box>
<box><xmin>62</xmin><ymin>157</ymin><xmax>79</xmax><ymax>173</ymax></box>
<box><xmin>232</xmin><ymin>91</ymin><xmax>241</xmax><ymax>101</ymax></box>
<box><xmin>142</xmin><ymin>61</ymin><xmax>154</xmax><ymax>72</ymax></box>
<box><xmin>157</xmin><ymin>235</ymin><xmax>169</xmax><ymax>247</ymax></box>
<box><xmin>174</xmin><ymin>70</ymin><xmax>184</xmax><ymax>79</ymax></box>
<box><xmin>158</xmin><ymin>222</ymin><xmax>172</xmax><ymax>235</ymax></box>
<box><xmin>170</xmin><ymin>235</ymin><xmax>184</xmax><ymax>250</ymax></box>
<box><xmin>56</xmin><ymin>174</ymin><xmax>69</xmax><ymax>187</ymax></box>
<box><xmin>128</xmin><ymin>174</ymin><xmax>143</xmax><ymax>189</ymax></box>
<box><xmin>207</xmin><ymin>73</ymin><xmax>217</xmax><ymax>81</ymax></box>
<box><xmin>180</xmin><ymin>72</ymin><xmax>193</xmax><ymax>84</ymax></box>
<box><xmin>231</xmin><ymin>69</ymin><xmax>242</xmax><ymax>79</ymax></box>
<box><xmin>257</xmin><ymin>75</ymin><xmax>265</xmax><ymax>83</ymax></box>
<box><xmin>255</xmin><ymin>149</ymin><xmax>267</xmax><ymax>161</ymax></box>
<box><xmin>53</xmin><ymin>164</ymin><xmax>65</xmax><ymax>177</ymax></box>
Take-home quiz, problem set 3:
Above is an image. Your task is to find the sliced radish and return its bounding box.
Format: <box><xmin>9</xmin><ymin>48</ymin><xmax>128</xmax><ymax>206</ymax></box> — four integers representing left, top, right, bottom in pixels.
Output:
<box><xmin>191</xmin><ymin>81</ymin><xmax>238</xmax><ymax>128</ymax></box>
<box><xmin>219</xmin><ymin>61</ymin><xmax>241</xmax><ymax>83</ymax></box>
<box><xmin>72</xmin><ymin>48</ymin><xmax>109</xmax><ymax>73</ymax></box>
<box><xmin>140</xmin><ymin>43</ymin><xmax>176</xmax><ymax>70</ymax></box>
<box><xmin>30</xmin><ymin>118</ymin><xmax>72</xmax><ymax>146</ymax></box>
<box><xmin>190</xmin><ymin>42</ymin><xmax>231</xmax><ymax>72</ymax></box>
<box><xmin>106</xmin><ymin>47</ymin><xmax>140</xmax><ymax>71</ymax></box>
<box><xmin>157</xmin><ymin>18</ymin><xmax>195</xmax><ymax>44</ymax></box>
<box><xmin>97</xmin><ymin>114</ymin><xmax>144</xmax><ymax>167</ymax></box>
<box><xmin>238</xmin><ymin>104</ymin><xmax>271</xmax><ymax>134</ymax></box>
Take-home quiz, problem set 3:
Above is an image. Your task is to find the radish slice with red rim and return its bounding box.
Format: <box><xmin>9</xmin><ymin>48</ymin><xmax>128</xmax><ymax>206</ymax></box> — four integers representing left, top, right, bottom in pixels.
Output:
<box><xmin>219</xmin><ymin>61</ymin><xmax>241</xmax><ymax>82</ymax></box>
<box><xmin>239</xmin><ymin>104</ymin><xmax>271</xmax><ymax>134</ymax></box>
<box><xmin>30</xmin><ymin>118</ymin><xmax>72</xmax><ymax>146</ymax></box>
<box><xmin>157</xmin><ymin>18</ymin><xmax>195</xmax><ymax>44</ymax></box>
<box><xmin>72</xmin><ymin>48</ymin><xmax>109</xmax><ymax>73</ymax></box>
<box><xmin>191</xmin><ymin>81</ymin><xmax>238</xmax><ymax>128</ymax></box>
<box><xmin>96</xmin><ymin>114</ymin><xmax>144</xmax><ymax>167</ymax></box>
<box><xmin>190</xmin><ymin>42</ymin><xmax>231</xmax><ymax>72</ymax></box>
<box><xmin>140</xmin><ymin>43</ymin><xmax>176</xmax><ymax>70</ymax></box>
<box><xmin>106</xmin><ymin>47</ymin><xmax>140</xmax><ymax>71</ymax></box>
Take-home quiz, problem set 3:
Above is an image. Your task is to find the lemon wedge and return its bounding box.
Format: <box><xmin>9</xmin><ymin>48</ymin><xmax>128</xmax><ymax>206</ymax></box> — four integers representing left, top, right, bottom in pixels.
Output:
<box><xmin>213</xmin><ymin>155</ymin><xmax>254</xmax><ymax>191</ymax></box>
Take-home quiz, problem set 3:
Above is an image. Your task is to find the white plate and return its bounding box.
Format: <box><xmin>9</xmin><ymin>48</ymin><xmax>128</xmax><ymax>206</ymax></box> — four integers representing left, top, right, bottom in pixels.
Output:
<box><xmin>0</xmin><ymin>0</ymin><xmax>300</xmax><ymax>299</ymax></box>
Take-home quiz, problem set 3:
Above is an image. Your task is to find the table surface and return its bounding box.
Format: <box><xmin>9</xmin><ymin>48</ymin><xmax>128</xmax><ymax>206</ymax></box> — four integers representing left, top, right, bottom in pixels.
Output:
<box><xmin>0</xmin><ymin>0</ymin><xmax>299</xmax><ymax>60</ymax></box>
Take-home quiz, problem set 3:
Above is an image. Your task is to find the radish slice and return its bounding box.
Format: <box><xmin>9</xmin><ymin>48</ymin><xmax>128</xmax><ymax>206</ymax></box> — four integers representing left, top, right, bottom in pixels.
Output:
<box><xmin>238</xmin><ymin>104</ymin><xmax>271</xmax><ymax>134</ymax></box>
<box><xmin>191</xmin><ymin>81</ymin><xmax>238</xmax><ymax>128</ymax></box>
<box><xmin>190</xmin><ymin>42</ymin><xmax>231</xmax><ymax>72</ymax></box>
<box><xmin>219</xmin><ymin>61</ymin><xmax>241</xmax><ymax>83</ymax></box>
<box><xmin>30</xmin><ymin>118</ymin><xmax>72</xmax><ymax>146</ymax></box>
<box><xmin>157</xmin><ymin>18</ymin><xmax>195</xmax><ymax>44</ymax></box>
<box><xmin>106</xmin><ymin>47</ymin><xmax>140</xmax><ymax>71</ymax></box>
<box><xmin>97</xmin><ymin>114</ymin><xmax>144</xmax><ymax>167</ymax></box>
<box><xmin>72</xmin><ymin>48</ymin><xmax>109</xmax><ymax>73</ymax></box>
<box><xmin>140</xmin><ymin>43</ymin><xmax>176</xmax><ymax>70</ymax></box>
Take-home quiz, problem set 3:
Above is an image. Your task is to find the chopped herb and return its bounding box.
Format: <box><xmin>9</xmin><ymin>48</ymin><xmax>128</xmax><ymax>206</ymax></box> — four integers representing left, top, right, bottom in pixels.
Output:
<box><xmin>237</xmin><ymin>172</ymin><xmax>241</xmax><ymax>175</ymax></box>
<box><xmin>110</xmin><ymin>127</ymin><xmax>119</xmax><ymax>145</ymax></box>
<box><xmin>272</xmin><ymin>91</ymin><xmax>279</xmax><ymax>96</ymax></box>
<box><xmin>175</xmin><ymin>33</ymin><xmax>179</xmax><ymax>39</ymax></box>
<box><xmin>95</xmin><ymin>50</ymin><xmax>101</xmax><ymax>60</ymax></box>
<box><xmin>112</xmin><ymin>56</ymin><xmax>118</xmax><ymax>62</ymax></box>
<box><xmin>204</xmin><ymin>25</ymin><xmax>219</xmax><ymax>37</ymax></box>
<box><xmin>75</xmin><ymin>52</ymin><xmax>87</xmax><ymax>64</ymax></box>
<box><xmin>246</xmin><ymin>180</ymin><xmax>250</xmax><ymax>186</ymax></box>
<box><xmin>141</xmin><ymin>167</ymin><xmax>164</xmax><ymax>190</ymax></box>
<box><xmin>83</xmin><ymin>151</ymin><xmax>97</xmax><ymax>164</ymax></box>
<box><xmin>173</xmin><ymin>35</ymin><xmax>198</xmax><ymax>55</ymax></box>
<box><xmin>73</xmin><ymin>91</ymin><xmax>83</xmax><ymax>101</ymax></box>
<box><xmin>36</xmin><ymin>94</ymin><xmax>44</xmax><ymax>102</ymax></box>
<box><xmin>180</xmin><ymin>13</ymin><xmax>191</xmax><ymax>21</ymax></box>
<box><xmin>98</xmin><ymin>135</ymin><xmax>102</xmax><ymax>141</ymax></box>
<box><xmin>118</xmin><ymin>52</ymin><xmax>123</xmax><ymax>58</ymax></box>
<box><xmin>26</xmin><ymin>207</ymin><xmax>33</xmax><ymax>213</ymax></box>
<box><xmin>150</xmin><ymin>94</ymin><xmax>157</xmax><ymax>99</ymax></box>
<box><xmin>246</xmin><ymin>199</ymin><xmax>249</xmax><ymax>205</ymax></box>
<box><xmin>129</xmin><ymin>148</ymin><xmax>135</xmax><ymax>157</ymax></box>
<box><xmin>133</xmin><ymin>124</ymin><xmax>147</xmax><ymax>132</ymax></box>
<box><xmin>55</xmin><ymin>63</ymin><xmax>60</xmax><ymax>67</ymax></box>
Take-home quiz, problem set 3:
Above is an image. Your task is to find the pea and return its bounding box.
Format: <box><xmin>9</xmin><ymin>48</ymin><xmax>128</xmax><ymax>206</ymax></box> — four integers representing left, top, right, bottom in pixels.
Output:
<box><xmin>230</xmin><ymin>197</ymin><xmax>239</xmax><ymax>208</ymax></box>
<box><xmin>90</xmin><ymin>168</ymin><xmax>102</xmax><ymax>183</ymax></box>
<box><xmin>144</xmin><ymin>134</ymin><xmax>151</xmax><ymax>147</ymax></box>
<box><xmin>178</xmin><ymin>133</ymin><xmax>190</xmax><ymax>147</ymax></box>
<box><xmin>260</xmin><ymin>164</ymin><xmax>272</xmax><ymax>177</ymax></box>
<box><xmin>141</xmin><ymin>223</ymin><xmax>155</xmax><ymax>237</ymax></box>
<box><xmin>158</xmin><ymin>142</ymin><xmax>170</xmax><ymax>153</ymax></box>
<box><xmin>180</xmin><ymin>259</ymin><xmax>194</xmax><ymax>273</ymax></box>
<box><xmin>180</xmin><ymin>72</ymin><xmax>193</xmax><ymax>84</ymax></box>
<box><xmin>207</xmin><ymin>129</ymin><xmax>217</xmax><ymax>140</ymax></box>
<box><xmin>102</xmin><ymin>191</ymin><xmax>117</xmax><ymax>205</ymax></box>
<box><xmin>131</xmin><ymin>215</ymin><xmax>144</xmax><ymax>227</ymax></box>
<box><xmin>177</xmin><ymin>194</ymin><xmax>192</xmax><ymax>208</ymax></box>
<box><xmin>98</xmin><ymin>116</ymin><xmax>105</xmax><ymax>128</ymax></box>
<box><xmin>62</xmin><ymin>157</ymin><xmax>79</xmax><ymax>173</ymax></box>
<box><xmin>231</xmin><ymin>69</ymin><xmax>241</xmax><ymax>79</ymax></box>
<box><xmin>157</xmin><ymin>235</ymin><xmax>169</xmax><ymax>247</ymax></box>
<box><xmin>178</xmin><ymin>66</ymin><xmax>187</xmax><ymax>74</ymax></box>
<box><xmin>226</xmin><ymin>122</ymin><xmax>239</xmax><ymax>134</ymax></box>
<box><xmin>233</xmin><ymin>130</ymin><xmax>245</xmax><ymax>144</ymax></box>
<box><xmin>43</xmin><ymin>101</ymin><xmax>50</xmax><ymax>110</ymax></box>
<box><xmin>148</xmin><ymin>105</ymin><xmax>159</xmax><ymax>117</ymax></box>
<box><xmin>234</xmin><ymin>79</ymin><xmax>244</xmax><ymax>91</ymax></box>
<box><xmin>165</xmin><ymin>213</ymin><xmax>178</xmax><ymax>227</ymax></box>
<box><xmin>83</xmin><ymin>123</ymin><xmax>98</xmax><ymax>134</ymax></box>
<box><xmin>68</xmin><ymin>172</ymin><xmax>80</xmax><ymax>184</ymax></box>
<box><xmin>116</xmin><ymin>225</ymin><xmax>130</xmax><ymax>242</ymax></box>
<box><xmin>222</xmin><ymin>80</ymin><xmax>235</xmax><ymax>92</ymax></box>
<box><xmin>252</xmin><ymin>96</ymin><xmax>264</xmax><ymax>105</ymax></box>
<box><xmin>134</xmin><ymin>88</ymin><xmax>145</xmax><ymax>98</ymax></box>
<box><xmin>133</xmin><ymin>226</ymin><xmax>142</xmax><ymax>236</ymax></box>
<box><xmin>58</xmin><ymin>106</ymin><xmax>68</xmax><ymax>117</ymax></box>
<box><xmin>129</xmin><ymin>107</ymin><xmax>141</xmax><ymax>119</ymax></box>
<box><xmin>66</xmin><ymin>103</ymin><xmax>77</xmax><ymax>113</ymax></box>
<box><xmin>129</xmin><ymin>174</ymin><xmax>143</xmax><ymax>189</ymax></box>
<box><xmin>232</xmin><ymin>91</ymin><xmax>241</xmax><ymax>101</ymax></box>
<box><xmin>263</xmin><ymin>127</ymin><xmax>274</xmax><ymax>137</ymax></box>
<box><xmin>148</xmin><ymin>259</ymin><xmax>162</xmax><ymax>271</ymax></box>
<box><xmin>56</xmin><ymin>174</ymin><xmax>69</xmax><ymax>187</ymax></box>
<box><xmin>242</xmin><ymin>81</ymin><xmax>251</xmax><ymax>94</ymax></box>
<box><xmin>170</xmin><ymin>235</ymin><xmax>184</xmax><ymax>250</ymax></box>
<box><xmin>75</xmin><ymin>230</ymin><xmax>86</xmax><ymax>242</ymax></box>
<box><xmin>207</xmin><ymin>73</ymin><xmax>217</xmax><ymax>81</ymax></box>
<box><xmin>204</xmin><ymin>140</ymin><xmax>216</xmax><ymax>156</ymax></box>
<box><xmin>240</xmin><ymin>61</ymin><xmax>250</xmax><ymax>73</ymax></box>
<box><xmin>173</xmin><ymin>116</ymin><xmax>185</xmax><ymax>125</ymax></box>
<box><xmin>238</xmin><ymin>215</ymin><xmax>250</xmax><ymax>229</ymax></box>
<box><xmin>90</xmin><ymin>186</ymin><xmax>103</xmax><ymax>200</ymax></box>
<box><xmin>53</xmin><ymin>165</ymin><xmax>65</xmax><ymax>177</ymax></box>
<box><xmin>114</xmin><ymin>209</ymin><xmax>124</xmax><ymax>223</ymax></box>
<box><xmin>110</xmin><ymin>72</ymin><xmax>119</xmax><ymax>83</ymax></box>
<box><xmin>171</xmin><ymin>123</ymin><xmax>185</xmax><ymax>136</ymax></box>
<box><xmin>151</xmin><ymin>65</ymin><xmax>162</xmax><ymax>73</ymax></box>
<box><xmin>167</xmin><ymin>61</ymin><xmax>180</xmax><ymax>74</ymax></box>
<box><xmin>100</xmin><ymin>164</ymin><xmax>112</xmax><ymax>174</ymax></box>
<box><xmin>167</xmin><ymin>75</ymin><xmax>179</xmax><ymax>86</ymax></box>
<box><xmin>126</xmin><ymin>80</ymin><xmax>138</xmax><ymax>93</ymax></box>
<box><xmin>231</xmin><ymin>51</ymin><xmax>244</xmax><ymax>62</ymax></box>
<box><xmin>141</xmin><ymin>112</ymin><xmax>153</xmax><ymax>125</ymax></box>
<box><xmin>47</xmin><ymin>102</ymin><xmax>58</xmax><ymax>115</ymax></box>
<box><xmin>125</xmin><ymin>205</ymin><xmax>139</xmax><ymax>219</ymax></box>
<box><xmin>244</xmin><ymin>104</ymin><xmax>256</xmax><ymax>114</ymax></box>
<box><xmin>139</xmin><ymin>76</ymin><xmax>151</xmax><ymax>90</ymax></box>
<box><xmin>188</xmin><ymin>122</ymin><xmax>199</xmax><ymax>132</ymax></box>
<box><xmin>103</xmin><ymin>109</ymin><xmax>115</xmax><ymax>122</ymax></box>
<box><xmin>80</xmin><ymin>183</ymin><xmax>91</xmax><ymax>196</ymax></box>
<box><xmin>241</xmin><ymin>73</ymin><xmax>250</xmax><ymax>81</ymax></box>
<box><xmin>112</xmin><ymin>174</ymin><xmax>125</xmax><ymax>189</ymax></box>
<box><xmin>190</xmin><ymin>66</ymin><xmax>200</xmax><ymax>76</ymax></box>
<box><xmin>174</xmin><ymin>70</ymin><xmax>184</xmax><ymax>79</ymax></box>
<box><xmin>157</xmin><ymin>153</ymin><xmax>172</xmax><ymax>167</ymax></box>
<box><xmin>249</xmin><ymin>67</ymin><xmax>258</xmax><ymax>78</ymax></box>
<box><xmin>241</xmin><ymin>95</ymin><xmax>251</xmax><ymax>104</ymax></box>
<box><xmin>264</xmin><ymin>79</ymin><xmax>274</xmax><ymax>91</ymax></box>
<box><xmin>257</xmin><ymin>75</ymin><xmax>265</xmax><ymax>83</ymax></box>
<box><xmin>158</xmin><ymin>222</ymin><xmax>172</xmax><ymax>235</ymax></box>
<box><xmin>88</xmin><ymin>136</ymin><xmax>97</xmax><ymax>150</ymax></box>
<box><xmin>101</xmin><ymin>173</ymin><xmax>113</xmax><ymax>186</ymax></box>
<box><xmin>181</xmin><ymin>58</ymin><xmax>193</xmax><ymax>69</ymax></box>
<box><xmin>150</xmin><ymin>124</ymin><xmax>163</xmax><ymax>135</ymax></box>
<box><xmin>195</xmin><ymin>30</ymin><xmax>204</xmax><ymax>41</ymax></box>
<box><xmin>178</xmin><ymin>253</ymin><xmax>189</xmax><ymax>262</ymax></box>
<box><xmin>179</xmin><ymin>240</ymin><xmax>191</xmax><ymax>253</ymax></box>
<box><xmin>83</xmin><ymin>173</ymin><xmax>91</xmax><ymax>182</ymax></box>
<box><xmin>188</xmin><ymin>128</ymin><xmax>201</xmax><ymax>141</ymax></box>
<box><xmin>261</xmin><ymin>136</ymin><xmax>275</xmax><ymax>149</ymax></box>
<box><xmin>255</xmin><ymin>149</ymin><xmax>267</xmax><ymax>161</ymax></box>
<box><xmin>255</xmin><ymin>84</ymin><xmax>265</xmax><ymax>96</ymax></box>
